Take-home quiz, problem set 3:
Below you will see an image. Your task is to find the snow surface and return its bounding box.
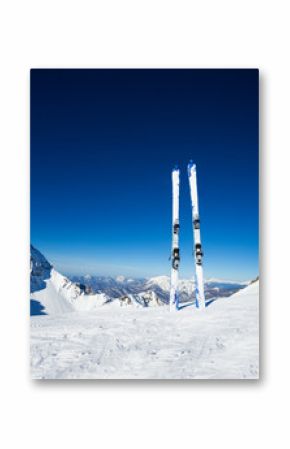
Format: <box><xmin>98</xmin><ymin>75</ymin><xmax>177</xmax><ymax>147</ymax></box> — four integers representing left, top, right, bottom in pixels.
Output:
<box><xmin>30</xmin><ymin>281</ymin><xmax>259</xmax><ymax>379</ymax></box>
<box><xmin>30</xmin><ymin>268</ymin><xmax>107</xmax><ymax>315</ymax></box>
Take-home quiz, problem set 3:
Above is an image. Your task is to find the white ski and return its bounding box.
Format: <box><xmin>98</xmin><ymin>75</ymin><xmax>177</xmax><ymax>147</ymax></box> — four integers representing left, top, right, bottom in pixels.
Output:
<box><xmin>169</xmin><ymin>167</ymin><xmax>180</xmax><ymax>311</ymax></box>
<box><xmin>188</xmin><ymin>162</ymin><xmax>205</xmax><ymax>309</ymax></box>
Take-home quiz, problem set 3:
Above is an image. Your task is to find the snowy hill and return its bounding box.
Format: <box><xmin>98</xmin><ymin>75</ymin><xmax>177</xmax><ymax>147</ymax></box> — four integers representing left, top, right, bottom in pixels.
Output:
<box><xmin>31</xmin><ymin>279</ymin><xmax>259</xmax><ymax>379</ymax></box>
<box><xmin>209</xmin><ymin>279</ymin><xmax>258</xmax><ymax>315</ymax></box>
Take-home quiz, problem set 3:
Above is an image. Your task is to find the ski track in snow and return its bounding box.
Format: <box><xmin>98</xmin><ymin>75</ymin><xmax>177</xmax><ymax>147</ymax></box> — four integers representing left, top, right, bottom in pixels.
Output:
<box><xmin>30</xmin><ymin>282</ymin><xmax>259</xmax><ymax>379</ymax></box>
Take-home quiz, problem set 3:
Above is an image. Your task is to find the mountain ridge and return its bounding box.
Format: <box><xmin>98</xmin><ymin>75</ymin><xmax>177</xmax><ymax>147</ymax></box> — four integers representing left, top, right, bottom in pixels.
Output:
<box><xmin>30</xmin><ymin>245</ymin><xmax>251</xmax><ymax>316</ymax></box>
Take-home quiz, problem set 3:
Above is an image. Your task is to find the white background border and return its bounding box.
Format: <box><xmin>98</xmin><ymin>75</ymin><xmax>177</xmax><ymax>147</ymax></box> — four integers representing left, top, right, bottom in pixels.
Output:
<box><xmin>0</xmin><ymin>1</ymin><xmax>288</xmax><ymax>448</ymax></box>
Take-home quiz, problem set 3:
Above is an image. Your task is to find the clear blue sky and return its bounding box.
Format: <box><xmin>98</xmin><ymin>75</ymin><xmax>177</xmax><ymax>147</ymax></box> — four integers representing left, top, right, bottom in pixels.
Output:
<box><xmin>31</xmin><ymin>69</ymin><xmax>258</xmax><ymax>281</ymax></box>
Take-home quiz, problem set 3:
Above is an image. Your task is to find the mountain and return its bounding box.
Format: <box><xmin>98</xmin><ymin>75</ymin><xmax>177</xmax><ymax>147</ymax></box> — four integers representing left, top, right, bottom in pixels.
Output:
<box><xmin>30</xmin><ymin>245</ymin><xmax>252</xmax><ymax>316</ymax></box>
<box><xmin>30</xmin><ymin>246</ymin><xmax>165</xmax><ymax>315</ymax></box>
<box><xmin>30</xmin><ymin>245</ymin><xmax>107</xmax><ymax>315</ymax></box>
<box><xmin>70</xmin><ymin>274</ymin><xmax>146</xmax><ymax>298</ymax></box>
<box><xmin>71</xmin><ymin>274</ymin><xmax>248</xmax><ymax>303</ymax></box>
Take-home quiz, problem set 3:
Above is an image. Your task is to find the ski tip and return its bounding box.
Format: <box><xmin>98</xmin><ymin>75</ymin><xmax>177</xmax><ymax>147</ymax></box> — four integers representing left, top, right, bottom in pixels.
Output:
<box><xmin>172</xmin><ymin>164</ymin><xmax>179</xmax><ymax>172</ymax></box>
<box><xmin>187</xmin><ymin>160</ymin><xmax>196</xmax><ymax>174</ymax></box>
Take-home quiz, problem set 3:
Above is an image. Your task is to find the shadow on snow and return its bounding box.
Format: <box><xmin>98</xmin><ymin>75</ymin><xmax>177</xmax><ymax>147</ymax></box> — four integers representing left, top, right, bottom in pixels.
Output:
<box><xmin>30</xmin><ymin>299</ymin><xmax>47</xmax><ymax>316</ymax></box>
<box><xmin>177</xmin><ymin>297</ymin><xmax>218</xmax><ymax>310</ymax></box>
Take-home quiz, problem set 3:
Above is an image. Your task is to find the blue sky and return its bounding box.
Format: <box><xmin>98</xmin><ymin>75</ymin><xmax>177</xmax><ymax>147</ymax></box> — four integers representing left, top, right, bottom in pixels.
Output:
<box><xmin>31</xmin><ymin>69</ymin><xmax>258</xmax><ymax>281</ymax></box>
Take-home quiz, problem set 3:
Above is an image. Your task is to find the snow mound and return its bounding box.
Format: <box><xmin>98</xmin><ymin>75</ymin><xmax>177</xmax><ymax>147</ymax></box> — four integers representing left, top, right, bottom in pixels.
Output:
<box><xmin>210</xmin><ymin>280</ymin><xmax>259</xmax><ymax>310</ymax></box>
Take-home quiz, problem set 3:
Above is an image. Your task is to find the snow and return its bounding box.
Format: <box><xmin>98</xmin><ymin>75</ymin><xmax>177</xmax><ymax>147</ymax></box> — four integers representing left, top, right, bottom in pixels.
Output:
<box><xmin>30</xmin><ymin>266</ymin><xmax>108</xmax><ymax>315</ymax></box>
<box><xmin>116</xmin><ymin>275</ymin><xmax>125</xmax><ymax>282</ymax></box>
<box><xmin>31</xmin><ymin>269</ymin><xmax>74</xmax><ymax>315</ymax></box>
<box><xmin>30</xmin><ymin>281</ymin><xmax>259</xmax><ymax>379</ymax></box>
<box><xmin>146</xmin><ymin>275</ymin><xmax>171</xmax><ymax>290</ymax></box>
<box><xmin>146</xmin><ymin>275</ymin><xmax>195</xmax><ymax>295</ymax></box>
<box><xmin>146</xmin><ymin>275</ymin><xmax>248</xmax><ymax>294</ymax></box>
<box><xmin>31</xmin><ymin>263</ymin><xmax>163</xmax><ymax>313</ymax></box>
<box><xmin>30</xmin><ymin>245</ymin><xmax>258</xmax><ymax>379</ymax></box>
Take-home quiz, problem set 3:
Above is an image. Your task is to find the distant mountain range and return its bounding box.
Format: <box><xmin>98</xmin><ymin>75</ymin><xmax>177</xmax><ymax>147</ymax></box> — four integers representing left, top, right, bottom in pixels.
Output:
<box><xmin>30</xmin><ymin>245</ymin><xmax>249</xmax><ymax>316</ymax></box>
<box><xmin>70</xmin><ymin>274</ymin><xmax>249</xmax><ymax>304</ymax></box>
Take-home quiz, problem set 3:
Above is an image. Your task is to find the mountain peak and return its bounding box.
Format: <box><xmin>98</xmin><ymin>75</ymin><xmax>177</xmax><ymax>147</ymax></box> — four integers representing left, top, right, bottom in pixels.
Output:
<box><xmin>116</xmin><ymin>275</ymin><xmax>126</xmax><ymax>282</ymax></box>
<box><xmin>30</xmin><ymin>244</ymin><xmax>52</xmax><ymax>293</ymax></box>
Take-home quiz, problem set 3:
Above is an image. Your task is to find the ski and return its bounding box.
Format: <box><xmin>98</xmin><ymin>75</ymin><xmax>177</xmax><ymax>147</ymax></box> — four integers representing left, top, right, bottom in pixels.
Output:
<box><xmin>188</xmin><ymin>162</ymin><xmax>205</xmax><ymax>309</ymax></box>
<box><xmin>169</xmin><ymin>167</ymin><xmax>180</xmax><ymax>311</ymax></box>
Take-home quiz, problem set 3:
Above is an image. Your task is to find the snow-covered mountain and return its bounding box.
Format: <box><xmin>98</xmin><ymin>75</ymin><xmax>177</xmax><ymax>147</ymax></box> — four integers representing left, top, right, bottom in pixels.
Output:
<box><xmin>30</xmin><ymin>245</ymin><xmax>252</xmax><ymax>316</ymax></box>
<box><xmin>70</xmin><ymin>274</ymin><xmax>146</xmax><ymax>298</ymax></box>
<box><xmin>71</xmin><ymin>273</ymin><xmax>248</xmax><ymax>303</ymax></box>
<box><xmin>30</xmin><ymin>245</ymin><xmax>107</xmax><ymax>315</ymax></box>
<box><xmin>30</xmin><ymin>246</ymin><xmax>165</xmax><ymax>315</ymax></box>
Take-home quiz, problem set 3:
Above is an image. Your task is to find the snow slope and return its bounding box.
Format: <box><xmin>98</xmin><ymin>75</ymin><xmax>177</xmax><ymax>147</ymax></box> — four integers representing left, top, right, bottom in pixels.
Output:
<box><xmin>30</xmin><ymin>245</ymin><xmax>107</xmax><ymax>315</ymax></box>
<box><xmin>30</xmin><ymin>281</ymin><xmax>259</xmax><ymax>379</ymax></box>
<box><xmin>31</xmin><ymin>269</ymin><xmax>74</xmax><ymax>315</ymax></box>
<box><xmin>30</xmin><ymin>245</ymin><xmax>165</xmax><ymax>314</ymax></box>
<box><xmin>31</xmin><ymin>268</ymin><xmax>108</xmax><ymax>315</ymax></box>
